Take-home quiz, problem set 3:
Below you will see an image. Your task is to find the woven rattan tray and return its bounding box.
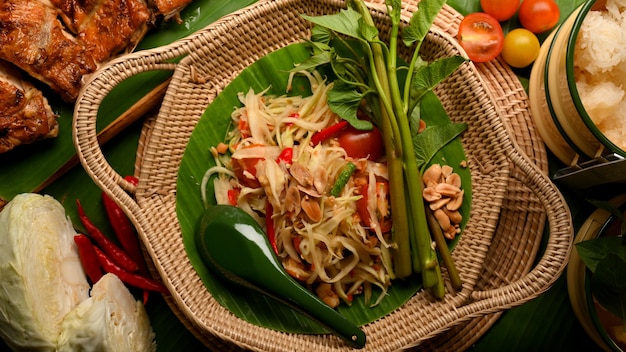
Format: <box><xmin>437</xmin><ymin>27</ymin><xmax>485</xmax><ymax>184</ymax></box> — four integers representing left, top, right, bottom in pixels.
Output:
<box><xmin>73</xmin><ymin>1</ymin><xmax>572</xmax><ymax>351</ymax></box>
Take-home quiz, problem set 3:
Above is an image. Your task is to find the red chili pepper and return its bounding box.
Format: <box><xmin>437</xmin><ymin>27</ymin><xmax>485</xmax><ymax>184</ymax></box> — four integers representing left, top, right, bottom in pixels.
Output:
<box><xmin>101</xmin><ymin>178</ymin><xmax>151</xmax><ymax>303</ymax></box>
<box><xmin>265</xmin><ymin>201</ymin><xmax>279</xmax><ymax>255</ymax></box>
<box><xmin>275</xmin><ymin>147</ymin><xmax>293</xmax><ymax>165</ymax></box>
<box><xmin>310</xmin><ymin>120</ymin><xmax>349</xmax><ymax>145</ymax></box>
<box><xmin>124</xmin><ymin>175</ymin><xmax>138</xmax><ymax>186</ymax></box>
<box><xmin>292</xmin><ymin>236</ymin><xmax>302</xmax><ymax>255</ymax></box>
<box><xmin>101</xmin><ymin>192</ymin><xmax>146</xmax><ymax>270</ymax></box>
<box><xmin>227</xmin><ymin>188</ymin><xmax>240</xmax><ymax>206</ymax></box>
<box><xmin>76</xmin><ymin>199</ymin><xmax>139</xmax><ymax>273</ymax></box>
<box><xmin>74</xmin><ymin>234</ymin><xmax>103</xmax><ymax>284</ymax></box>
<box><xmin>285</xmin><ymin>112</ymin><xmax>300</xmax><ymax>127</ymax></box>
<box><xmin>93</xmin><ymin>246</ymin><xmax>168</xmax><ymax>294</ymax></box>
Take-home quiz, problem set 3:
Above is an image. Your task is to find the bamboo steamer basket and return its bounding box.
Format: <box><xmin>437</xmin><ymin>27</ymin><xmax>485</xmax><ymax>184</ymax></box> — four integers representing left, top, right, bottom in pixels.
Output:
<box><xmin>73</xmin><ymin>1</ymin><xmax>572</xmax><ymax>350</ymax></box>
<box><xmin>568</xmin><ymin>194</ymin><xmax>626</xmax><ymax>352</ymax></box>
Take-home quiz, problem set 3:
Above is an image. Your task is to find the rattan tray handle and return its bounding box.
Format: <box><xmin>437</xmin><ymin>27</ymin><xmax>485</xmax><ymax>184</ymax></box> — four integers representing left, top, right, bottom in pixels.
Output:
<box><xmin>468</xmin><ymin>140</ymin><xmax>571</xmax><ymax>307</ymax></box>
<box><xmin>73</xmin><ymin>36</ymin><xmax>198</xmax><ymax>218</ymax></box>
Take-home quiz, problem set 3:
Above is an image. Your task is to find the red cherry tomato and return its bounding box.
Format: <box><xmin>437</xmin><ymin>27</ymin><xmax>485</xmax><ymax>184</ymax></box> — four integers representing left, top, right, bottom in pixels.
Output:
<box><xmin>337</xmin><ymin>126</ymin><xmax>384</xmax><ymax>161</ymax></box>
<box><xmin>457</xmin><ymin>12</ymin><xmax>504</xmax><ymax>63</ymax></box>
<box><xmin>480</xmin><ymin>0</ymin><xmax>520</xmax><ymax>22</ymax></box>
<box><xmin>518</xmin><ymin>0</ymin><xmax>560</xmax><ymax>34</ymax></box>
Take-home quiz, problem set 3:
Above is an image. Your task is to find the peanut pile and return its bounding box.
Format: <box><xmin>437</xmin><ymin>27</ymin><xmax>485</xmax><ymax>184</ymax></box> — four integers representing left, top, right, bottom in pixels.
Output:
<box><xmin>422</xmin><ymin>164</ymin><xmax>464</xmax><ymax>240</ymax></box>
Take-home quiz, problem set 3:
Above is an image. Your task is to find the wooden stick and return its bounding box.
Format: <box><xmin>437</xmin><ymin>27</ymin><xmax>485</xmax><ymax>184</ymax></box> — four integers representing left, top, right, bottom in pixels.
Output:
<box><xmin>33</xmin><ymin>78</ymin><xmax>171</xmax><ymax>193</ymax></box>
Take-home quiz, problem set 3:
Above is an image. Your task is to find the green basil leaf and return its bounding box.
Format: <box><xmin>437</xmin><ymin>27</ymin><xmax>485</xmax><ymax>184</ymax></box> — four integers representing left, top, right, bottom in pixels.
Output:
<box><xmin>403</xmin><ymin>0</ymin><xmax>447</xmax><ymax>47</ymax></box>
<box><xmin>576</xmin><ymin>237</ymin><xmax>626</xmax><ymax>273</ymax></box>
<box><xmin>302</xmin><ymin>8</ymin><xmax>363</xmax><ymax>40</ymax></box>
<box><xmin>327</xmin><ymin>81</ymin><xmax>373</xmax><ymax>130</ymax></box>
<box><xmin>409</xmin><ymin>55</ymin><xmax>466</xmax><ymax>110</ymax></box>
<box><xmin>591</xmin><ymin>253</ymin><xmax>626</xmax><ymax>321</ymax></box>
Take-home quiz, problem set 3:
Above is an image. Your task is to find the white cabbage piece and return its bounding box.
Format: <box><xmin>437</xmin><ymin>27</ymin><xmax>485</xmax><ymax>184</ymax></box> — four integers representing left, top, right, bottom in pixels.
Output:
<box><xmin>57</xmin><ymin>273</ymin><xmax>157</xmax><ymax>352</ymax></box>
<box><xmin>0</xmin><ymin>193</ymin><xmax>90</xmax><ymax>351</ymax></box>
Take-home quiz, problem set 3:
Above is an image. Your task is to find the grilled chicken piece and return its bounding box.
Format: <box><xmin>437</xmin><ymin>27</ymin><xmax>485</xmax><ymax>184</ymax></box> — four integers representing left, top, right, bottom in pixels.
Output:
<box><xmin>0</xmin><ymin>0</ymin><xmax>97</xmax><ymax>102</ymax></box>
<box><xmin>0</xmin><ymin>62</ymin><xmax>58</xmax><ymax>154</ymax></box>
<box><xmin>51</xmin><ymin>0</ymin><xmax>153</xmax><ymax>63</ymax></box>
<box><xmin>0</xmin><ymin>0</ymin><xmax>193</xmax><ymax>153</ymax></box>
<box><xmin>151</xmin><ymin>0</ymin><xmax>193</xmax><ymax>21</ymax></box>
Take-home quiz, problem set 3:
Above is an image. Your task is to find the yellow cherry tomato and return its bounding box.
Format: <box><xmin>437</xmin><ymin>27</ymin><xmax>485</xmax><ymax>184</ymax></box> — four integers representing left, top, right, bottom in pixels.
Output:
<box><xmin>501</xmin><ymin>28</ymin><xmax>540</xmax><ymax>68</ymax></box>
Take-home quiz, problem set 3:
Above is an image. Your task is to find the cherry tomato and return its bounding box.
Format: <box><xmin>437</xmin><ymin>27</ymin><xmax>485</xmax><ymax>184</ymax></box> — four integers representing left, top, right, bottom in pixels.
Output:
<box><xmin>457</xmin><ymin>12</ymin><xmax>504</xmax><ymax>63</ymax></box>
<box><xmin>337</xmin><ymin>126</ymin><xmax>384</xmax><ymax>160</ymax></box>
<box><xmin>480</xmin><ymin>0</ymin><xmax>520</xmax><ymax>22</ymax></box>
<box><xmin>501</xmin><ymin>28</ymin><xmax>540</xmax><ymax>68</ymax></box>
<box><xmin>518</xmin><ymin>0</ymin><xmax>560</xmax><ymax>34</ymax></box>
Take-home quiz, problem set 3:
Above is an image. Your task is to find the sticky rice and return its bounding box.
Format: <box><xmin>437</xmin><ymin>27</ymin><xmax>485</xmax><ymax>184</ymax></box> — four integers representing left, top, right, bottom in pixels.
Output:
<box><xmin>574</xmin><ymin>0</ymin><xmax>626</xmax><ymax>150</ymax></box>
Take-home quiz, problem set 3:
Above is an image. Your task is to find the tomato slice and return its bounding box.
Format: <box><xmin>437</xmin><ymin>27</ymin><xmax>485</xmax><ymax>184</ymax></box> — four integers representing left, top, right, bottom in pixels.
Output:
<box><xmin>457</xmin><ymin>12</ymin><xmax>504</xmax><ymax>63</ymax></box>
<box><xmin>231</xmin><ymin>144</ymin><xmax>265</xmax><ymax>188</ymax></box>
<box><xmin>355</xmin><ymin>178</ymin><xmax>392</xmax><ymax>233</ymax></box>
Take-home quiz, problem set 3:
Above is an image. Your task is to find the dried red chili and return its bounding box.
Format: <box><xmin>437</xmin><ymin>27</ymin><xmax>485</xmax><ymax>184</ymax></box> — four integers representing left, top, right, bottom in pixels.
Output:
<box><xmin>74</xmin><ymin>234</ymin><xmax>103</xmax><ymax>284</ymax></box>
<box><xmin>93</xmin><ymin>246</ymin><xmax>168</xmax><ymax>294</ymax></box>
<box><xmin>101</xmin><ymin>176</ymin><xmax>152</xmax><ymax>303</ymax></box>
<box><xmin>76</xmin><ymin>199</ymin><xmax>139</xmax><ymax>273</ymax></box>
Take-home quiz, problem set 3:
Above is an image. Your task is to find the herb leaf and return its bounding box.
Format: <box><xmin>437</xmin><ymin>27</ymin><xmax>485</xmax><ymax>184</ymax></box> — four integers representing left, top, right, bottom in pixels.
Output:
<box><xmin>327</xmin><ymin>81</ymin><xmax>373</xmax><ymax>130</ymax></box>
<box><xmin>576</xmin><ymin>237</ymin><xmax>626</xmax><ymax>273</ymax></box>
<box><xmin>311</xmin><ymin>25</ymin><xmax>335</xmax><ymax>44</ymax></box>
<box><xmin>409</xmin><ymin>56</ymin><xmax>467</xmax><ymax>111</ymax></box>
<box><xmin>403</xmin><ymin>0</ymin><xmax>447</xmax><ymax>47</ymax></box>
<box><xmin>302</xmin><ymin>9</ymin><xmax>363</xmax><ymax>40</ymax></box>
<box><xmin>414</xmin><ymin>122</ymin><xmax>467</xmax><ymax>169</ymax></box>
<box><xmin>293</xmin><ymin>49</ymin><xmax>332</xmax><ymax>72</ymax></box>
<box><xmin>591</xmin><ymin>252</ymin><xmax>626</xmax><ymax>321</ymax></box>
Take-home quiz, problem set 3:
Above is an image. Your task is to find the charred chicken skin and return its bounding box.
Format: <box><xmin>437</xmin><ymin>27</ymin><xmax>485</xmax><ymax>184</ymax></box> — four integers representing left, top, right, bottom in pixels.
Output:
<box><xmin>0</xmin><ymin>0</ymin><xmax>192</xmax><ymax>153</ymax></box>
<box><xmin>0</xmin><ymin>62</ymin><xmax>58</xmax><ymax>154</ymax></box>
<box><xmin>0</xmin><ymin>0</ymin><xmax>98</xmax><ymax>102</ymax></box>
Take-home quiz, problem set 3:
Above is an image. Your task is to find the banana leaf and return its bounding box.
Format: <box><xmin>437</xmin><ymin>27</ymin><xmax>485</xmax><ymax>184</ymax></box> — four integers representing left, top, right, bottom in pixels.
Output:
<box><xmin>176</xmin><ymin>42</ymin><xmax>470</xmax><ymax>333</ymax></box>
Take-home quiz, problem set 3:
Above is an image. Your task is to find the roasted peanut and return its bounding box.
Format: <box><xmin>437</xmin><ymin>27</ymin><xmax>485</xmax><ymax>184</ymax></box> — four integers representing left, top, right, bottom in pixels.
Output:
<box><xmin>422</xmin><ymin>164</ymin><xmax>464</xmax><ymax>239</ymax></box>
<box><xmin>433</xmin><ymin>209</ymin><xmax>452</xmax><ymax>232</ymax></box>
<box><xmin>289</xmin><ymin>162</ymin><xmax>313</xmax><ymax>187</ymax></box>
<box><xmin>301</xmin><ymin>196</ymin><xmax>322</xmax><ymax>222</ymax></box>
<box><xmin>422</xmin><ymin>163</ymin><xmax>442</xmax><ymax>186</ymax></box>
<box><xmin>423</xmin><ymin>186</ymin><xmax>442</xmax><ymax>202</ymax></box>
<box><xmin>446</xmin><ymin>189</ymin><xmax>464</xmax><ymax>211</ymax></box>
<box><xmin>435</xmin><ymin>182</ymin><xmax>461</xmax><ymax>197</ymax></box>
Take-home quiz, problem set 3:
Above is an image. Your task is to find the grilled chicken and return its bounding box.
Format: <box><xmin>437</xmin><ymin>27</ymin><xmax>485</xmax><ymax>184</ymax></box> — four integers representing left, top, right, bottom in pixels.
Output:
<box><xmin>51</xmin><ymin>0</ymin><xmax>153</xmax><ymax>63</ymax></box>
<box><xmin>152</xmin><ymin>0</ymin><xmax>193</xmax><ymax>22</ymax></box>
<box><xmin>0</xmin><ymin>62</ymin><xmax>58</xmax><ymax>154</ymax></box>
<box><xmin>0</xmin><ymin>0</ymin><xmax>98</xmax><ymax>102</ymax></box>
<box><xmin>0</xmin><ymin>0</ymin><xmax>192</xmax><ymax>153</ymax></box>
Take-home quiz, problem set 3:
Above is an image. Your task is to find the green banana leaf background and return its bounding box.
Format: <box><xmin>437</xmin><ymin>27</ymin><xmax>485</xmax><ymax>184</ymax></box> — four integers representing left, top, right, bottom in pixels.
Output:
<box><xmin>0</xmin><ymin>0</ymin><xmax>601</xmax><ymax>351</ymax></box>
